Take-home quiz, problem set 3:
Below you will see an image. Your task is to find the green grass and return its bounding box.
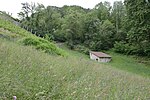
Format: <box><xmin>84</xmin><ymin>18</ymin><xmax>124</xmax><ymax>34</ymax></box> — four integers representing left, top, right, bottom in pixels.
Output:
<box><xmin>0</xmin><ymin>28</ymin><xmax>21</xmax><ymax>41</ymax></box>
<box><xmin>0</xmin><ymin>18</ymin><xmax>31</xmax><ymax>37</ymax></box>
<box><xmin>59</xmin><ymin>44</ymin><xmax>150</xmax><ymax>77</ymax></box>
<box><xmin>106</xmin><ymin>52</ymin><xmax>150</xmax><ymax>77</ymax></box>
<box><xmin>0</xmin><ymin>38</ymin><xmax>150</xmax><ymax>100</ymax></box>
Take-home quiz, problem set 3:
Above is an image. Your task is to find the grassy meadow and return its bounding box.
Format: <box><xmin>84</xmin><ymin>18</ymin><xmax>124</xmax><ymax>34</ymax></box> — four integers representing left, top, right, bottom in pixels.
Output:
<box><xmin>107</xmin><ymin>52</ymin><xmax>150</xmax><ymax>77</ymax></box>
<box><xmin>0</xmin><ymin>38</ymin><xmax>150</xmax><ymax>100</ymax></box>
<box><xmin>60</xmin><ymin>44</ymin><xmax>150</xmax><ymax>77</ymax></box>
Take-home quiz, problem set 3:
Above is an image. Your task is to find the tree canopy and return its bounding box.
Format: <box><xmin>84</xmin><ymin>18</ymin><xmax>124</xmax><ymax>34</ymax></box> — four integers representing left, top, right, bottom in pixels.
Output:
<box><xmin>18</xmin><ymin>0</ymin><xmax>150</xmax><ymax>56</ymax></box>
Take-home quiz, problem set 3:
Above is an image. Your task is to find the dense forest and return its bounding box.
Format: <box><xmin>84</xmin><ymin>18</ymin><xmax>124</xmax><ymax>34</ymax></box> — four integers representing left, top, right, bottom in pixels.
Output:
<box><xmin>18</xmin><ymin>0</ymin><xmax>150</xmax><ymax>56</ymax></box>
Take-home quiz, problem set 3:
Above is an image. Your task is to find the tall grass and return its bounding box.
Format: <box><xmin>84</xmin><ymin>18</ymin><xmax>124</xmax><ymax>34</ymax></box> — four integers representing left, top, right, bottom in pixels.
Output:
<box><xmin>0</xmin><ymin>38</ymin><xmax>150</xmax><ymax>100</ymax></box>
<box><xmin>0</xmin><ymin>18</ymin><xmax>31</xmax><ymax>37</ymax></box>
<box><xmin>0</xmin><ymin>28</ymin><xmax>21</xmax><ymax>41</ymax></box>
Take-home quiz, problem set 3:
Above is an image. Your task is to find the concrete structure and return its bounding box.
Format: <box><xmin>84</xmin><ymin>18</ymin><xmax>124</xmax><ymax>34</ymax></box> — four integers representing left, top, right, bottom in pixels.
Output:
<box><xmin>89</xmin><ymin>51</ymin><xmax>111</xmax><ymax>62</ymax></box>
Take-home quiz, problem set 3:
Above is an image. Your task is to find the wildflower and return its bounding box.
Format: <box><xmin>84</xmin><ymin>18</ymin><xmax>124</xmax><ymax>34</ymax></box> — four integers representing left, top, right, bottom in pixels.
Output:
<box><xmin>13</xmin><ymin>96</ymin><xmax>17</xmax><ymax>100</ymax></box>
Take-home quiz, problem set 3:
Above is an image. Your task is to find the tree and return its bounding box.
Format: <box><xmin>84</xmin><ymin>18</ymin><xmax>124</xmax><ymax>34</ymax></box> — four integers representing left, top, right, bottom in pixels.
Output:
<box><xmin>95</xmin><ymin>1</ymin><xmax>111</xmax><ymax>21</ymax></box>
<box><xmin>111</xmin><ymin>1</ymin><xmax>127</xmax><ymax>41</ymax></box>
<box><xmin>125</xmin><ymin>0</ymin><xmax>150</xmax><ymax>56</ymax></box>
<box><xmin>18</xmin><ymin>2</ymin><xmax>36</xmax><ymax>20</ymax></box>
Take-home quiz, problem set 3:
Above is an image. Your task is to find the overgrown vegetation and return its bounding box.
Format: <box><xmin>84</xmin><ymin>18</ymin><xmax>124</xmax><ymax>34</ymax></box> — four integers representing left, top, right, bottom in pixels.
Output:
<box><xmin>0</xmin><ymin>17</ymin><xmax>67</xmax><ymax>56</ymax></box>
<box><xmin>19</xmin><ymin>37</ymin><xmax>67</xmax><ymax>56</ymax></box>
<box><xmin>0</xmin><ymin>38</ymin><xmax>150</xmax><ymax>99</ymax></box>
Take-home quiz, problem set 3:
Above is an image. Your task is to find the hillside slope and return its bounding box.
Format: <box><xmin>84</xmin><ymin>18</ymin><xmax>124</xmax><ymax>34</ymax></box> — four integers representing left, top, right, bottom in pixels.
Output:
<box><xmin>0</xmin><ymin>18</ymin><xmax>67</xmax><ymax>56</ymax></box>
<box><xmin>0</xmin><ymin>38</ymin><xmax>150</xmax><ymax>99</ymax></box>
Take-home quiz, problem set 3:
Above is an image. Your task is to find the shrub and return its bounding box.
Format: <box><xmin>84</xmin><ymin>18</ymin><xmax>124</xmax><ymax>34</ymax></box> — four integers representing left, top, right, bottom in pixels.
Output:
<box><xmin>19</xmin><ymin>37</ymin><xmax>67</xmax><ymax>56</ymax></box>
<box><xmin>20</xmin><ymin>37</ymin><xmax>40</xmax><ymax>46</ymax></box>
<box><xmin>113</xmin><ymin>41</ymin><xmax>136</xmax><ymax>55</ymax></box>
<box><xmin>113</xmin><ymin>41</ymin><xmax>150</xmax><ymax>56</ymax></box>
<box><xmin>113</xmin><ymin>41</ymin><xmax>126</xmax><ymax>54</ymax></box>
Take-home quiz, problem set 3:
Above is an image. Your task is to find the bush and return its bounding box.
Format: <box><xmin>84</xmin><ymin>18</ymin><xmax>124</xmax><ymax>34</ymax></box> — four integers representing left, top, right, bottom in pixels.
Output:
<box><xmin>113</xmin><ymin>41</ymin><xmax>136</xmax><ymax>55</ymax></box>
<box><xmin>19</xmin><ymin>37</ymin><xmax>67</xmax><ymax>56</ymax></box>
<box><xmin>20</xmin><ymin>37</ymin><xmax>40</xmax><ymax>46</ymax></box>
<box><xmin>113</xmin><ymin>41</ymin><xmax>150</xmax><ymax>56</ymax></box>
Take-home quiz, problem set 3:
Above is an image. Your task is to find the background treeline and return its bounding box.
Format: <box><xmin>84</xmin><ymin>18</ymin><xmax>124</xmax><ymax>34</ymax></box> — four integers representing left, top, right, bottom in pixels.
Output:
<box><xmin>18</xmin><ymin>0</ymin><xmax>150</xmax><ymax>56</ymax></box>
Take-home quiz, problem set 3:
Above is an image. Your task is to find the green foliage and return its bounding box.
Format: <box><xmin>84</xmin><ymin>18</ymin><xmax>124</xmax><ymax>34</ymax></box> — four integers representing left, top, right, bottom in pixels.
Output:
<box><xmin>74</xmin><ymin>45</ymin><xmax>90</xmax><ymax>54</ymax></box>
<box><xmin>95</xmin><ymin>1</ymin><xmax>111</xmax><ymax>21</ymax></box>
<box><xmin>83</xmin><ymin>18</ymin><xmax>115</xmax><ymax>50</ymax></box>
<box><xmin>113</xmin><ymin>41</ymin><xmax>131</xmax><ymax>54</ymax></box>
<box><xmin>18</xmin><ymin>1</ymin><xmax>150</xmax><ymax>57</ymax></box>
<box><xmin>111</xmin><ymin>1</ymin><xmax>126</xmax><ymax>40</ymax></box>
<box><xmin>0</xmin><ymin>18</ymin><xmax>31</xmax><ymax>36</ymax></box>
<box><xmin>19</xmin><ymin>37</ymin><xmax>67</xmax><ymax>56</ymax></box>
<box><xmin>44</xmin><ymin>34</ymin><xmax>54</xmax><ymax>42</ymax></box>
<box><xmin>124</xmin><ymin>0</ymin><xmax>150</xmax><ymax>56</ymax></box>
<box><xmin>113</xmin><ymin>41</ymin><xmax>150</xmax><ymax>56</ymax></box>
<box><xmin>18</xmin><ymin>2</ymin><xmax>117</xmax><ymax>52</ymax></box>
